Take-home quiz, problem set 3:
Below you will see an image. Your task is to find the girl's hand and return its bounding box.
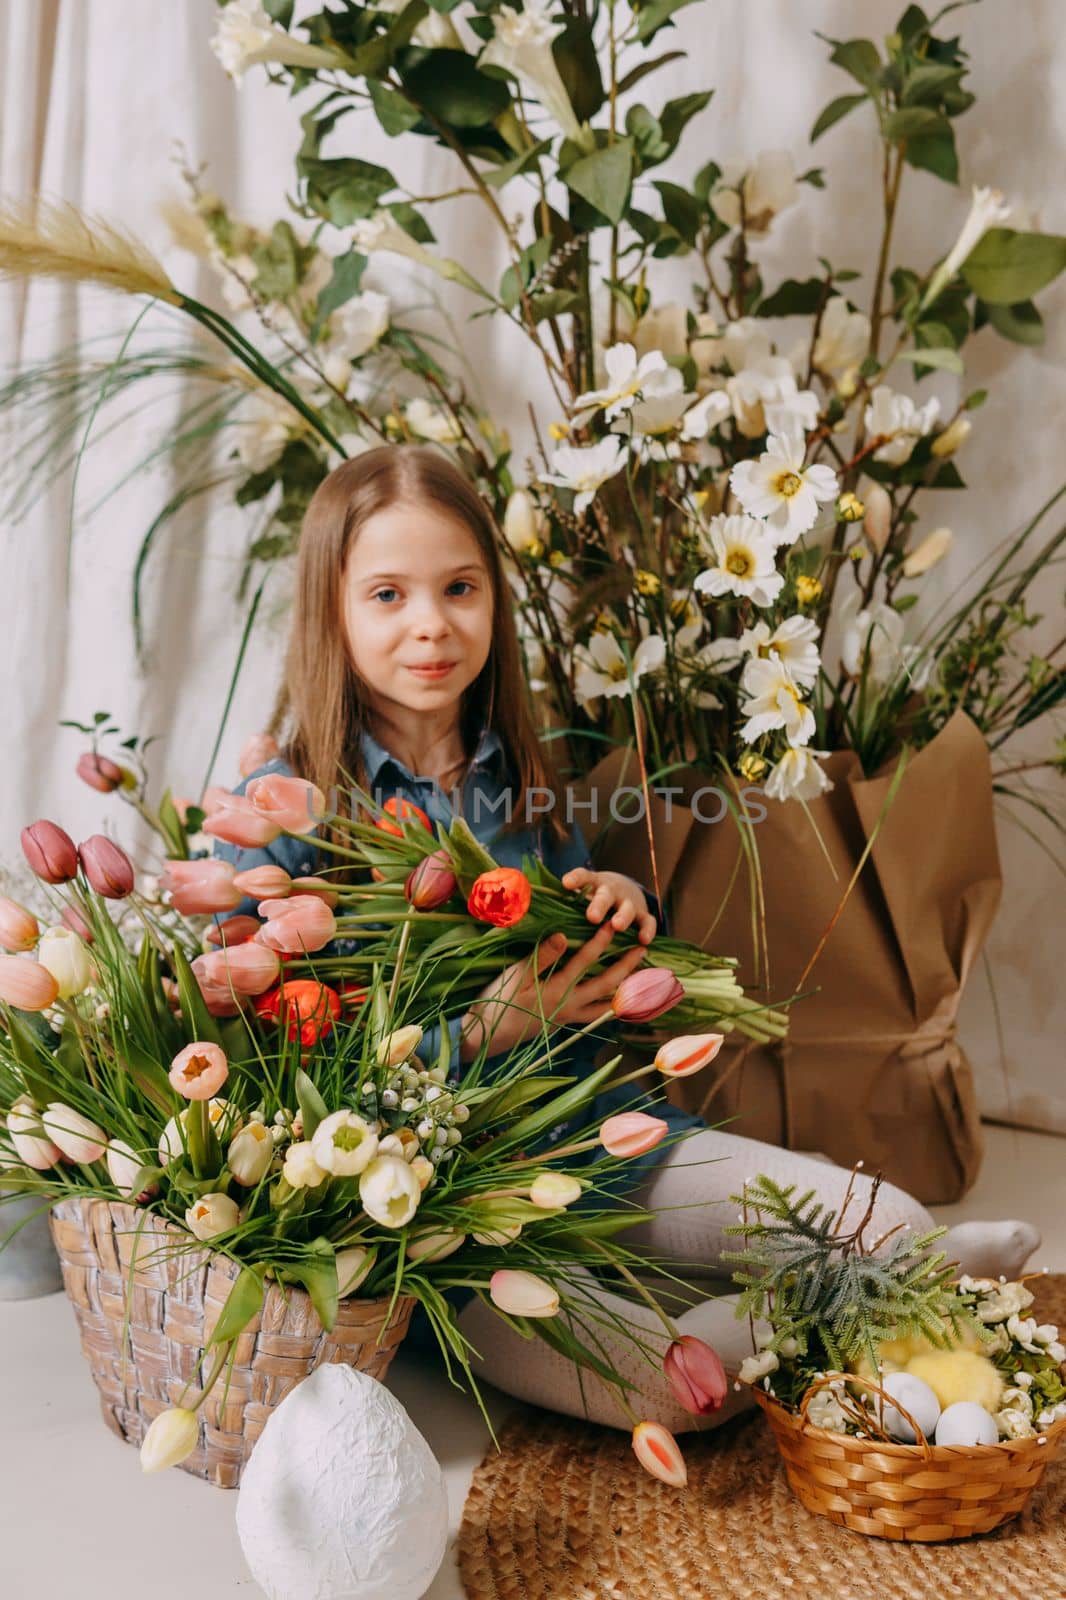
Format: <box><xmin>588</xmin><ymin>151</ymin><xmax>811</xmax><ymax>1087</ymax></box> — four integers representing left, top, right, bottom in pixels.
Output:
<box><xmin>458</xmin><ymin>923</ymin><xmax>646</xmax><ymax>1061</ymax></box>
<box><xmin>561</xmin><ymin>867</ymin><xmax>657</xmax><ymax>946</ymax></box>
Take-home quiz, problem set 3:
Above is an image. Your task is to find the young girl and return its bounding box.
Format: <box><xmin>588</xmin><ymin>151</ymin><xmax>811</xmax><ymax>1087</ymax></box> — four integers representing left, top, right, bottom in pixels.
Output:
<box><xmin>216</xmin><ymin>443</ymin><xmax>1040</xmax><ymax>1435</ymax></box>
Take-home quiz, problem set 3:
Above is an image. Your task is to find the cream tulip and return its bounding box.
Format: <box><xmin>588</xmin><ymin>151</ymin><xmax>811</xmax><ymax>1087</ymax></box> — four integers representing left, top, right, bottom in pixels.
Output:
<box><xmin>6</xmin><ymin>1099</ymin><xmax>61</xmax><ymax>1170</ymax></box>
<box><xmin>282</xmin><ymin>1141</ymin><xmax>327</xmax><ymax>1189</ymax></box>
<box><xmin>36</xmin><ymin>926</ymin><xmax>94</xmax><ymax>999</ymax></box>
<box><xmin>227</xmin><ymin>1122</ymin><xmax>273</xmax><ymax>1187</ymax></box>
<box><xmin>407</xmin><ymin>1229</ymin><xmax>467</xmax><ymax>1263</ymax></box>
<box><xmin>185</xmin><ymin>1192</ymin><xmax>240</xmax><ymax>1241</ymax></box>
<box><xmin>529</xmin><ymin>1172</ymin><xmax>583</xmax><ymax>1209</ymax></box>
<box><xmin>335</xmin><ymin>1245</ymin><xmax>375</xmax><ymax>1296</ymax></box>
<box><xmin>310</xmin><ymin>1110</ymin><xmax>379</xmax><ymax>1177</ymax></box>
<box><xmin>376</xmin><ymin>1025</ymin><xmax>423</xmax><ymax>1068</ymax></box>
<box><xmin>42</xmin><ymin>1102</ymin><xmax>107</xmax><ymax>1164</ymax></box>
<box><xmin>359</xmin><ymin>1155</ymin><xmax>421</xmax><ymax>1228</ymax></box>
<box><xmin>106</xmin><ymin>1138</ymin><xmax>159</xmax><ymax>1201</ymax></box>
<box><xmin>489</xmin><ymin>1268</ymin><xmax>559</xmax><ymax>1318</ymax></box>
<box><xmin>139</xmin><ymin>1406</ymin><xmax>200</xmax><ymax>1473</ymax></box>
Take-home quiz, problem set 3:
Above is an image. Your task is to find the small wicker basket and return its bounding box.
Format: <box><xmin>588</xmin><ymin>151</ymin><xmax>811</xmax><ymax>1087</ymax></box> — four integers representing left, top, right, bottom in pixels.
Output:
<box><xmin>50</xmin><ymin>1196</ymin><xmax>415</xmax><ymax>1488</ymax></box>
<box><xmin>753</xmin><ymin>1371</ymin><xmax>1066</xmax><ymax>1542</ymax></box>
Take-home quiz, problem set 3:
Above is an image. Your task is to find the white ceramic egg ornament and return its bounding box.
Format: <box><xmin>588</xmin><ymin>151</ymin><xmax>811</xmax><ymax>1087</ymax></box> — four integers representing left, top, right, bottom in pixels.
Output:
<box><xmin>876</xmin><ymin>1371</ymin><xmax>942</xmax><ymax>1443</ymax></box>
<box><xmin>236</xmin><ymin>1363</ymin><xmax>449</xmax><ymax>1600</ymax></box>
<box><xmin>935</xmin><ymin>1401</ymin><xmax>1000</xmax><ymax>1448</ymax></box>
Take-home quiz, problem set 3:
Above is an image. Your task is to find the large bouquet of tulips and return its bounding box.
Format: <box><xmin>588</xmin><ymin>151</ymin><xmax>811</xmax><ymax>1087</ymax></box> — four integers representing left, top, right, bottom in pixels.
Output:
<box><xmin>0</xmin><ymin>744</ymin><xmax>740</xmax><ymax>1483</ymax></box>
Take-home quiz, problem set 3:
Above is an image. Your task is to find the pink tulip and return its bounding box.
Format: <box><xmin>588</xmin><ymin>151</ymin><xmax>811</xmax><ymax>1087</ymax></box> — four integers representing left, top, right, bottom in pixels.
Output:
<box><xmin>631</xmin><ymin>1420</ymin><xmax>687</xmax><ymax>1487</ymax></box>
<box><xmin>193</xmin><ymin>944</ymin><xmax>280</xmax><ymax>997</ymax></box>
<box><xmin>169</xmin><ymin>1041</ymin><xmax>229</xmax><ymax>1100</ymax></box>
<box><xmin>0</xmin><ymin>898</ymin><xmax>39</xmax><ymax>953</ymax></box>
<box><xmin>79</xmin><ymin>835</ymin><xmax>135</xmax><ymax>899</ymax></box>
<box><xmin>160</xmin><ymin>860</ymin><xmax>243</xmax><ymax>916</ymax></box>
<box><xmin>60</xmin><ymin>905</ymin><xmax>95</xmax><ymax>944</ymax></box>
<box><xmin>290</xmin><ymin>876</ymin><xmax>338</xmax><ymax>907</ymax></box>
<box><xmin>196</xmin><ymin>978</ymin><xmax>245</xmax><ymax>1018</ymax></box>
<box><xmin>611</xmin><ymin>967</ymin><xmax>684</xmax><ymax>1023</ymax></box>
<box><xmin>76</xmin><ymin>752</ymin><xmax>125</xmax><ymax>793</ymax></box>
<box><xmin>204</xmin><ymin>915</ymin><xmax>262</xmax><ymax>949</ymax></box>
<box><xmin>0</xmin><ymin>955</ymin><xmax>59</xmax><ymax>1011</ymax></box>
<box><xmin>654</xmin><ymin>1033</ymin><xmax>725</xmax><ymax>1078</ymax></box>
<box><xmin>489</xmin><ymin>1269</ymin><xmax>560</xmax><ymax>1318</ymax></box>
<box><xmin>405</xmin><ymin>850</ymin><xmax>458</xmax><ymax>911</ymax></box>
<box><xmin>202</xmin><ymin>794</ymin><xmax>282</xmax><ymax>848</ymax></box>
<box><xmin>21</xmin><ymin>820</ymin><xmax>78</xmax><ymax>884</ymax></box>
<box><xmin>255</xmin><ymin>895</ymin><xmax>336</xmax><ymax>954</ymax></box>
<box><xmin>663</xmin><ymin>1337</ymin><xmax>728</xmax><ymax>1416</ymax></box>
<box><xmin>6</xmin><ymin>1100</ymin><xmax>61</xmax><ymax>1170</ymax></box>
<box><xmin>233</xmin><ymin>864</ymin><xmax>292</xmax><ymax>899</ymax></box>
<box><xmin>246</xmin><ymin>773</ymin><xmax>327</xmax><ymax>836</ymax></box>
<box><xmin>201</xmin><ymin>786</ymin><xmax>232</xmax><ymax>815</ymax></box>
<box><xmin>238</xmin><ymin>731</ymin><xmax>280</xmax><ymax>778</ymax></box>
<box><xmin>600</xmin><ymin>1111</ymin><xmax>669</xmax><ymax>1158</ymax></box>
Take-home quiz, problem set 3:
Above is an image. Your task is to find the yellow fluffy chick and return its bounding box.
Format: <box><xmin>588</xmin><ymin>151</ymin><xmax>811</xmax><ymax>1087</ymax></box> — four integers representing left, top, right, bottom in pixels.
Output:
<box><xmin>852</xmin><ymin>1324</ymin><xmax>982</xmax><ymax>1381</ymax></box>
<box><xmin>905</xmin><ymin>1350</ymin><xmax>1004</xmax><ymax>1413</ymax></box>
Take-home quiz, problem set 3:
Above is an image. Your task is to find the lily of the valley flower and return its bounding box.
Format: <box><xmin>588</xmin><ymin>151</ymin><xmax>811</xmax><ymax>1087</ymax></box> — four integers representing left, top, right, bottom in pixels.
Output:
<box><xmin>922</xmin><ymin>184</ymin><xmax>1013</xmax><ymax>309</ymax></box>
<box><xmin>480</xmin><ymin>0</ymin><xmax>584</xmax><ymax>144</ymax></box>
<box><xmin>140</xmin><ymin>1406</ymin><xmax>200</xmax><ymax>1473</ymax></box>
<box><xmin>739</xmin><ymin>656</ymin><xmax>815</xmax><ymax>749</ymax></box>
<box><xmin>42</xmin><ymin>1102</ymin><xmax>107</xmax><ymax>1163</ymax></box>
<box><xmin>359</xmin><ymin>1154</ymin><xmax>421</xmax><ymax>1228</ymax></box>
<box><xmin>631</xmin><ymin>1419</ymin><xmax>687</xmax><ymax>1487</ymax></box>
<box><xmin>763</xmin><ymin>747</ymin><xmax>833</xmax><ymax>803</ymax></box>
<box><xmin>729</xmin><ymin>431</ymin><xmax>839</xmax><ymax>544</ymax></box>
<box><xmin>210</xmin><ymin>0</ymin><xmax>343</xmax><ymax>84</ymax></box>
<box><xmin>654</xmin><ymin>1033</ymin><xmax>725</xmax><ymax>1078</ymax></box>
<box><xmin>711</xmin><ymin>149</ymin><xmax>798</xmax><ymax>236</ymax></box>
<box><xmin>540</xmin><ymin>437</ymin><xmax>627</xmax><ymax>514</ymax></box>
<box><xmin>35</xmin><ymin>927</ymin><xmax>92</xmax><ymax>999</ymax></box>
<box><xmin>489</xmin><ymin>1268</ymin><xmax>560</xmax><ymax>1318</ymax></box>
<box><xmin>311</xmin><ymin>1110</ymin><xmax>379</xmax><ymax>1177</ymax></box>
<box><xmin>694</xmin><ymin>515</ymin><xmax>784</xmax><ymax>608</ymax></box>
<box><xmin>738</xmin><ymin>614</ymin><xmax>821</xmax><ymax>689</ymax></box>
<box><xmin>863</xmin><ymin>385</ymin><xmax>941</xmax><ymax>466</ymax></box>
<box><xmin>902</xmin><ymin>526</ymin><xmax>953</xmax><ymax>577</ymax></box>
<box><xmin>812</xmin><ymin>296</ymin><xmax>871</xmax><ymax>375</ymax></box>
<box><xmin>185</xmin><ymin>1192</ymin><xmax>241</xmax><ymax>1242</ymax></box>
<box><xmin>574</xmin><ymin>631</ymin><xmax>666</xmax><ymax>704</ymax></box>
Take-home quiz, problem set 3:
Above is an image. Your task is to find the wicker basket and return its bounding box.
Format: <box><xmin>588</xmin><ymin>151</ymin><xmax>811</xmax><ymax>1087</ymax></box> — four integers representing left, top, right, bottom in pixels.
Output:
<box><xmin>753</xmin><ymin>1371</ymin><xmax>1066</xmax><ymax>1542</ymax></box>
<box><xmin>50</xmin><ymin>1196</ymin><xmax>416</xmax><ymax>1488</ymax></box>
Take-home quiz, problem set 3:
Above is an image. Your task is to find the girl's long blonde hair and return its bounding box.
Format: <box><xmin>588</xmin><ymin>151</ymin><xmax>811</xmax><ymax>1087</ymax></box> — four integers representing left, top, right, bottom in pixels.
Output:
<box><xmin>274</xmin><ymin>443</ymin><xmax>567</xmax><ymax>838</ymax></box>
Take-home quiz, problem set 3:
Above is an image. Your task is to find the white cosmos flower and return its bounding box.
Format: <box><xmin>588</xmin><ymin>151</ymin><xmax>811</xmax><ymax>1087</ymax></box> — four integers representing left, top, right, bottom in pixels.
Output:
<box><xmin>404</xmin><ymin>397</ymin><xmax>463</xmax><ymax>443</ymax></box>
<box><xmin>730</xmin><ymin>431</ymin><xmax>839</xmax><ymax>544</ymax></box>
<box><xmin>764</xmin><ymin>746</ymin><xmax>833</xmax><ymax>802</ymax></box>
<box><xmin>574</xmin><ymin>632</ymin><xmax>666</xmax><ymax>704</ymax></box>
<box><xmin>694</xmin><ymin>515</ymin><xmax>784</xmax><ymax>608</ymax></box>
<box><xmin>480</xmin><ymin>0</ymin><xmax>583</xmax><ymax>143</ymax></box>
<box><xmin>613</xmin><ymin>363</ymin><xmax>689</xmax><ymax>437</ymax></box>
<box><xmin>718</xmin><ymin>317</ymin><xmax>774</xmax><ymax>373</ymax></box>
<box><xmin>236</xmin><ymin>389</ymin><xmax>298</xmax><ymax>473</ymax></box>
<box><xmin>725</xmin><ymin>358</ymin><xmax>818</xmax><ymax>441</ymax></box>
<box><xmin>711</xmin><ymin>151</ymin><xmax>799</xmax><ymax>235</ymax></box>
<box><xmin>813</xmin><ymin>296</ymin><xmax>871</xmax><ymax>375</ymax></box>
<box><xmin>739</xmin><ymin>656</ymin><xmax>816</xmax><ymax>748</ymax></box>
<box><xmin>923</xmin><ymin>184</ymin><xmax>1013</xmax><ymax>308</ymax></box>
<box><xmin>541</xmin><ymin>436</ymin><xmax>627</xmax><ymax>514</ymax></box>
<box><xmin>863</xmin><ymin>385</ymin><xmax>942</xmax><ymax>465</ymax></box>
<box><xmin>763</xmin><ymin>379</ymin><xmax>820</xmax><ymax>438</ymax></box>
<box><xmin>680</xmin><ymin>388</ymin><xmax>732</xmax><ymax>441</ymax></box>
<box><xmin>210</xmin><ymin>0</ymin><xmax>341</xmax><ymax>83</ymax></box>
<box><xmin>573</xmin><ymin>343</ymin><xmax>669</xmax><ymax>425</ymax></box>
<box><xmin>739</xmin><ymin>614</ymin><xmax>821</xmax><ymax>688</ymax></box>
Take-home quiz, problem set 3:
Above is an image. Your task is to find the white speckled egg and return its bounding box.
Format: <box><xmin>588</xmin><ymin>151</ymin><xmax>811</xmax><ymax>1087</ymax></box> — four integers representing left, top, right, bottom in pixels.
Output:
<box><xmin>876</xmin><ymin>1371</ymin><xmax>941</xmax><ymax>1443</ymax></box>
<box><xmin>934</xmin><ymin>1401</ymin><xmax>1000</xmax><ymax>1448</ymax></box>
<box><xmin>236</xmin><ymin>1363</ymin><xmax>449</xmax><ymax>1600</ymax></box>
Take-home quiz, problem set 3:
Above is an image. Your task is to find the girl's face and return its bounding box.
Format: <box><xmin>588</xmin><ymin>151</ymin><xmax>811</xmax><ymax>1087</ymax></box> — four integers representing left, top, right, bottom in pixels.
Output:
<box><xmin>342</xmin><ymin>500</ymin><xmax>495</xmax><ymax>721</ymax></box>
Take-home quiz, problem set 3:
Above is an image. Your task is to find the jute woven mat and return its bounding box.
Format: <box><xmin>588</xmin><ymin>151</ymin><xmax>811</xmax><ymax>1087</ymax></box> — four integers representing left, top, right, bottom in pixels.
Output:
<box><xmin>458</xmin><ymin>1275</ymin><xmax>1066</xmax><ymax>1599</ymax></box>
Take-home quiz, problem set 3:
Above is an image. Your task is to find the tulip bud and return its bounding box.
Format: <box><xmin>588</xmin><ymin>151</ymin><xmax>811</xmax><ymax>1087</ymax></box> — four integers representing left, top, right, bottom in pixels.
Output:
<box><xmin>158</xmin><ymin>1099</ymin><xmax>241</xmax><ymax>1164</ymax></box>
<box><xmin>185</xmin><ymin>1192</ymin><xmax>240</xmax><ymax>1241</ymax></box>
<box><xmin>37</xmin><ymin>926</ymin><xmax>94</xmax><ymax>999</ymax></box>
<box><xmin>489</xmin><ymin>1268</ymin><xmax>560</xmax><ymax>1318</ymax></box>
<box><xmin>42</xmin><ymin>1102</ymin><xmax>107</xmax><ymax>1163</ymax></box>
<box><xmin>600</xmin><ymin>1111</ymin><xmax>669</xmax><ymax>1158</ymax></box>
<box><xmin>311</xmin><ymin>1110</ymin><xmax>379</xmax><ymax>1177</ymax></box>
<box><xmin>472</xmin><ymin>1222</ymin><xmax>523</xmax><ymax>1246</ymax></box>
<box><xmin>227</xmin><ymin>1122</ymin><xmax>273</xmax><ymax>1187</ymax></box>
<box><xmin>76</xmin><ymin>752</ymin><xmax>125</xmax><ymax>793</ymax></box>
<box><xmin>631</xmin><ymin>1420</ymin><xmax>687</xmax><ymax>1487</ymax></box>
<box><xmin>406</xmin><ymin>1229</ymin><xmax>466</xmax><ymax>1263</ymax></box>
<box><xmin>359</xmin><ymin>1154</ymin><xmax>421</xmax><ymax>1228</ymax></box>
<box><xmin>930</xmin><ymin>415</ymin><xmax>972</xmax><ymax>458</ymax></box>
<box><xmin>245</xmin><ymin>773</ymin><xmax>327</xmax><ymax>836</ymax></box>
<box><xmin>282</xmin><ymin>1140</ymin><xmax>327</xmax><ymax>1189</ymax></box>
<box><xmin>902</xmin><ymin>525</ymin><xmax>952</xmax><ymax>578</ymax></box>
<box><xmin>6</xmin><ymin>1098</ymin><xmax>61</xmax><ymax>1169</ymax></box>
<box><xmin>202</xmin><ymin>796</ymin><xmax>282</xmax><ymax>849</ymax></box>
<box><xmin>79</xmin><ymin>835</ymin><xmax>135</xmax><ymax>899</ymax></box>
<box><xmin>503</xmin><ymin>488</ymin><xmax>545</xmax><ymax>554</ymax></box>
<box><xmin>238</xmin><ymin>731</ymin><xmax>280</xmax><ymax>778</ymax></box>
<box><xmin>404</xmin><ymin>850</ymin><xmax>458</xmax><ymax>911</ymax></box>
<box><xmin>376</xmin><ymin>1024</ymin><xmax>424</xmax><ymax>1068</ymax></box>
<box><xmin>21</xmin><ymin>820</ymin><xmax>78</xmax><ymax>884</ymax></box>
<box><xmin>610</xmin><ymin>967</ymin><xmax>684</xmax><ymax>1023</ymax></box>
<box><xmin>255</xmin><ymin>894</ymin><xmax>336</xmax><ymax>955</ymax></box>
<box><xmin>862</xmin><ymin>483</ymin><xmax>892</xmax><ymax>552</ymax></box>
<box><xmin>0</xmin><ymin>954</ymin><xmax>59</xmax><ymax>1011</ymax></box>
<box><xmin>0</xmin><ymin>897</ymin><xmax>39</xmax><ymax>953</ymax></box>
<box><xmin>529</xmin><ymin>1172</ymin><xmax>583</xmax><ymax>1209</ymax></box>
<box><xmin>204</xmin><ymin>915</ymin><xmax>262</xmax><ymax>949</ymax></box>
<box><xmin>160</xmin><ymin>859</ymin><xmax>243</xmax><ymax>916</ymax></box>
<box><xmin>193</xmin><ymin>944</ymin><xmax>280</xmax><ymax>998</ymax></box>
<box><xmin>409</xmin><ymin>1155</ymin><xmax>435</xmax><ymax>1190</ymax></box>
<box><xmin>106</xmin><ymin>1138</ymin><xmax>159</xmax><ymax>1201</ymax></box>
<box><xmin>232</xmin><ymin>864</ymin><xmax>292</xmax><ymax>899</ymax></box>
<box><xmin>169</xmin><ymin>1042</ymin><xmax>229</xmax><ymax>1101</ymax></box>
<box><xmin>335</xmin><ymin>1245</ymin><xmax>376</xmax><ymax>1295</ymax></box>
<box><xmin>60</xmin><ymin>905</ymin><xmax>94</xmax><ymax>944</ymax></box>
<box><xmin>663</xmin><ymin>1336</ymin><xmax>728</xmax><ymax>1415</ymax></box>
<box><xmin>653</xmin><ymin>1033</ymin><xmax>725</xmax><ymax>1078</ymax></box>
<box><xmin>140</xmin><ymin>1406</ymin><xmax>200</xmax><ymax>1473</ymax></box>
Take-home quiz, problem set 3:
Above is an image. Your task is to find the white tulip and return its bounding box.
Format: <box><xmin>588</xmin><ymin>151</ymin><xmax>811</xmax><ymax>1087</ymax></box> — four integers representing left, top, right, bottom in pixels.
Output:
<box><xmin>6</xmin><ymin>1099</ymin><xmax>61</xmax><ymax>1170</ymax></box>
<box><xmin>359</xmin><ymin>1155</ymin><xmax>421</xmax><ymax>1229</ymax></box>
<box><xmin>36</xmin><ymin>926</ymin><xmax>93</xmax><ymax>1000</ymax></box>
<box><xmin>335</xmin><ymin>1246</ymin><xmax>375</xmax><ymax>1296</ymax></box>
<box><xmin>106</xmin><ymin>1138</ymin><xmax>159</xmax><ymax>1200</ymax></box>
<box><xmin>139</xmin><ymin>1406</ymin><xmax>200</xmax><ymax>1473</ymax></box>
<box><xmin>407</xmin><ymin>1230</ymin><xmax>467</xmax><ymax>1263</ymax></box>
<box><xmin>184</xmin><ymin>1192</ymin><xmax>240</xmax><ymax>1242</ymax></box>
<box><xmin>503</xmin><ymin>488</ymin><xmax>545</xmax><ymax>553</ymax></box>
<box><xmin>227</xmin><ymin>1122</ymin><xmax>274</xmax><ymax>1187</ymax></box>
<box><xmin>311</xmin><ymin>1110</ymin><xmax>379</xmax><ymax>1177</ymax></box>
<box><xmin>282</xmin><ymin>1141</ymin><xmax>327</xmax><ymax>1190</ymax></box>
<box><xmin>376</xmin><ymin>1025</ymin><xmax>424</xmax><ymax>1068</ymax></box>
<box><xmin>42</xmin><ymin>1102</ymin><xmax>107</xmax><ymax>1164</ymax></box>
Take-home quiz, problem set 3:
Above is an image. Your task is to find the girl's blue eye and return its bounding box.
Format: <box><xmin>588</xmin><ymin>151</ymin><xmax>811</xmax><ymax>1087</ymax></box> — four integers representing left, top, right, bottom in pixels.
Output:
<box><xmin>374</xmin><ymin>588</ymin><xmax>399</xmax><ymax>603</ymax></box>
<box><xmin>447</xmin><ymin>580</ymin><xmax>473</xmax><ymax>596</ymax></box>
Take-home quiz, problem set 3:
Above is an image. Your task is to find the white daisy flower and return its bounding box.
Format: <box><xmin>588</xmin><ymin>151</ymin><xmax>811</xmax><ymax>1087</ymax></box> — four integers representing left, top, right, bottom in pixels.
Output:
<box><xmin>680</xmin><ymin>388</ymin><xmax>732</xmax><ymax>441</ymax></box>
<box><xmin>724</xmin><ymin>356</ymin><xmax>793</xmax><ymax>438</ymax></box>
<box><xmin>694</xmin><ymin>515</ymin><xmax>784</xmax><ymax>608</ymax></box>
<box><xmin>729</xmin><ymin>431</ymin><xmax>839</xmax><ymax>544</ymax></box>
<box><xmin>739</xmin><ymin>656</ymin><xmax>816</xmax><ymax>748</ymax></box>
<box><xmin>813</xmin><ymin>296</ymin><xmax>871</xmax><ymax>376</ymax></box>
<box><xmin>540</xmin><ymin>436</ymin><xmax>628</xmax><ymax>514</ymax></box>
<box><xmin>763</xmin><ymin>747</ymin><xmax>833</xmax><ymax>802</ymax></box>
<box><xmin>763</xmin><ymin>380</ymin><xmax>820</xmax><ymax>438</ymax></box>
<box><xmin>574</xmin><ymin>632</ymin><xmax>666</xmax><ymax>704</ymax></box>
<box><xmin>863</xmin><ymin>385</ymin><xmax>942</xmax><ymax>465</ymax></box>
<box><xmin>572</xmin><ymin>343</ymin><xmax>669</xmax><ymax>426</ymax></box>
<box><xmin>739</xmin><ymin>614</ymin><xmax>821</xmax><ymax>688</ymax></box>
<box><xmin>612</xmin><ymin>363</ymin><xmax>690</xmax><ymax>437</ymax></box>
<box><xmin>710</xmin><ymin>151</ymin><xmax>799</xmax><ymax>236</ymax></box>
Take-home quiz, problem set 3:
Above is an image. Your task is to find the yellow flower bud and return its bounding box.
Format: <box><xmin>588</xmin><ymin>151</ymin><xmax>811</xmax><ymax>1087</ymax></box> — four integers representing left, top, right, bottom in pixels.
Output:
<box><xmin>836</xmin><ymin>491</ymin><xmax>865</xmax><ymax>523</ymax></box>
<box><xmin>548</xmin><ymin>549</ymin><xmax>566</xmax><ymax>567</ymax></box>
<box><xmin>836</xmin><ymin>365</ymin><xmax>860</xmax><ymax>399</ymax></box>
<box><xmin>547</xmin><ymin>420</ymin><xmax>569</xmax><ymax>441</ymax></box>
<box><xmin>633</xmin><ymin>568</ymin><xmax>661</xmax><ymax>596</ymax></box>
<box><xmin>140</xmin><ymin>1406</ymin><xmax>200</xmax><ymax>1473</ymax></box>
<box><xmin>795</xmin><ymin>574</ymin><xmax>823</xmax><ymax>605</ymax></box>
<box><xmin>930</xmin><ymin>416</ymin><xmax>972</xmax><ymax>458</ymax></box>
<box><xmin>849</xmin><ymin>543</ymin><xmax>868</xmax><ymax>562</ymax></box>
<box><xmin>738</xmin><ymin>752</ymin><xmax>768</xmax><ymax>782</ymax></box>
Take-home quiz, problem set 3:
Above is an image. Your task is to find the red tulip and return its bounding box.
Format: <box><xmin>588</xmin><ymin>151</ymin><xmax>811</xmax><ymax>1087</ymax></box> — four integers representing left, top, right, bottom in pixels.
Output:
<box><xmin>160</xmin><ymin>860</ymin><xmax>243</xmax><ymax>916</ymax></box>
<box><xmin>600</xmin><ymin>1111</ymin><xmax>669</xmax><ymax>1158</ymax></box>
<box><xmin>611</xmin><ymin>967</ymin><xmax>684</xmax><ymax>1023</ymax></box>
<box><xmin>232</xmin><ymin>864</ymin><xmax>292</xmax><ymax>899</ymax></box>
<box><xmin>338</xmin><ymin>982</ymin><xmax>368</xmax><ymax>1015</ymax></box>
<box><xmin>663</xmin><ymin>1337</ymin><xmax>728</xmax><ymax>1416</ymax></box>
<box><xmin>467</xmin><ymin>867</ymin><xmax>532</xmax><ymax>928</ymax></box>
<box><xmin>193</xmin><ymin>944</ymin><xmax>280</xmax><ymax>998</ymax></box>
<box><xmin>255</xmin><ymin>979</ymin><xmax>341</xmax><ymax>1047</ymax></box>
<box><xmin>245</xmin><ymin>772</ymin><xmax>326</xmax><ymax>836</ymax></box>
<box><xmin>405</xmin><ymin>850</ymin><xmax>458</xmax><ymax>910</ymax></box>
<box><xmin>79</xmin><ymin>835</ymin><xmax>135</xmax><ymax>899</ymax></box>
<box><xmin>238</xmin><ymin>731</ymin><xmax>280</xmax><ymax>778</ymax></box>
<box><xmin>76</xmin><ymin>752</ymin><xmax>125</xmax><ymax>793</ymax></box>
<box><xmin>21</xmin><ymin>820</ymin><xmax>78</xmax><ymax>884</ymax></box>
<box><xmin>654</xmin><ymin>1033</ymin><xmax>725</xmax><ymax>1078</ymax></box>
<box><xmin>0</xmin><ymin>955</ymin><xmax>59</xmax><ymax>1011</ymax></box>
<box><xmin>374</xmin><ymin>796</ymin><xmax>431</xmax><ymax>837</ymax></box>
<box><xmin>60</xmin><ymin>905</ymin><xmax>94</xmax><ymax>945</ymax></box>
<box><xmin>255</xmin><ymin>894</ymin><xmax>336</xmax><ymax>954</ymax></box>
<box><xmin>0</xmin><ymin>898</ymin><xmax>39</xmax><ymax>953</ymax></box>
<box><xmin>631</xmin><ymin>1420</ymin><xmax>687</xmax><ymax>1487</ymax></box>
<box><xmin>202</xmin><ymin>794</ymin><xmax>282</xmax><ymax>848</ymax></box>
<box><xmin>204</xmin><ymin>915</ymin><xmax>262</xmax><ymax>949</ymax></box>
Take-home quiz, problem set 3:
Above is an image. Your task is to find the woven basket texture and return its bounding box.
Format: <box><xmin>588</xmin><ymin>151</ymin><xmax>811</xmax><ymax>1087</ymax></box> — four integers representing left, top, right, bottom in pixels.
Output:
<box><xmin>50</xmin><ymin>1195</ymin><xmax>415</xmax><ymax>1488</ymax></box>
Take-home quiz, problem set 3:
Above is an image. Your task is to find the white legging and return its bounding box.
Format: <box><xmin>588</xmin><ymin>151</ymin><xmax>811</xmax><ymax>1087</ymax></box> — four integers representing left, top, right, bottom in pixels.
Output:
<box><xmin>457</xmin><ymin>1129</ymin><xmax>1040</xmax><ymax>1434</ymax></box>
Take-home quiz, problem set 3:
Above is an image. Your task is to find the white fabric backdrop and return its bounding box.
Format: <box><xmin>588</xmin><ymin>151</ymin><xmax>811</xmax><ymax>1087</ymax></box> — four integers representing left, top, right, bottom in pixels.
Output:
<box><xmin>1</xmin><ymin>0</ymin><xmax>1063</xmax><ymax>1133</ymax></box>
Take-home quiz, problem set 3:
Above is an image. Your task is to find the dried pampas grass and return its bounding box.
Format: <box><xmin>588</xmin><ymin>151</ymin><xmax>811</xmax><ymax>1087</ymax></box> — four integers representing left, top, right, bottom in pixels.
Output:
<box><xmin>0</xmin><ymin>196</ymin><xmax>181</xmax><ymax>305</ymax></box>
